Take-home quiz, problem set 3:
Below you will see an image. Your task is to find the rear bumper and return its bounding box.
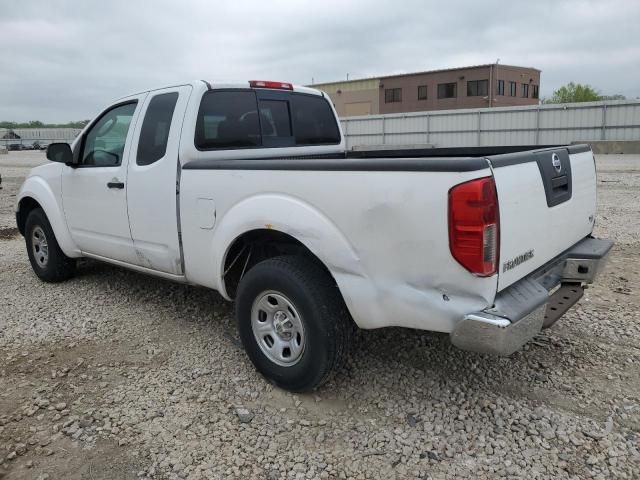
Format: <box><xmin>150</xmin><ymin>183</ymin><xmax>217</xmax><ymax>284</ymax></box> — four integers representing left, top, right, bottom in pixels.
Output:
<box><xmin>450</xmin><ymin>236</ymin><xmax>613</xmax><ymax>355</ymax></box>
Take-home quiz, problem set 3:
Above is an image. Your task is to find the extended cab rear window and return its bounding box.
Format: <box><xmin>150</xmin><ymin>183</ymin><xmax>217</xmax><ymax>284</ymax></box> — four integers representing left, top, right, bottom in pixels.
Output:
<box><xmin>194</xmin><ymin>90</ymin><xmax>340</xmax><ymax>151</ymax></box>
<box><xmin>137</xmin><ymin>92</ymin><xmax>179</xmax><ymax>166</ymax></box>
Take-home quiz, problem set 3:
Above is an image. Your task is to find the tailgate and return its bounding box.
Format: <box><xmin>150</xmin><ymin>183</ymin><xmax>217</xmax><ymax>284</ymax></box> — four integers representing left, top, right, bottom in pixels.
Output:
<box><xmin>490</xmin><ymin>145</ymin><xmax>597</xmax><ymax>291</ymax></box>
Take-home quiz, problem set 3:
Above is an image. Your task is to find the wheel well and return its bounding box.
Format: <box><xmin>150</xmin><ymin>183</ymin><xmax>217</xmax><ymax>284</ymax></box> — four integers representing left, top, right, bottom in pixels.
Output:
<box><xmin>16</xmin><ymin>197</ymin><xmax>41</xmax><ymax>236</ymax></box>
<box><xmin>223</xmin><ymin>229</ymin><xmax>335</xmax><ymax>299</ymax></box>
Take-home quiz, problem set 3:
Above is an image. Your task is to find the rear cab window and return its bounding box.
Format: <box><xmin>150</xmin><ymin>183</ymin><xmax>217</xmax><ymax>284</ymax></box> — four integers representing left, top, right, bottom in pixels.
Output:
<box><xmin>194</xmin><ymin>89</ymin><xmax>340</xmax><ymax>151</ymax></box>
<box><xmin>196</xmin><ymin>91</ymin><xmax>261</xmax><ymax>149</ymax></box>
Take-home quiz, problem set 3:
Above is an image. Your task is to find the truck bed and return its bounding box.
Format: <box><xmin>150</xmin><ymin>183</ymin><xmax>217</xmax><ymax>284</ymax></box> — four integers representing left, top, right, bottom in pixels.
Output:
<box><xmin>346</xmin><ymin>144</ymin><xmax>591</xmax><ymax>159</ymax></box>
<box><xmin>183</xmin><ymin>144</ymin><xmax>592</xmax><ymax>174</ymax></box>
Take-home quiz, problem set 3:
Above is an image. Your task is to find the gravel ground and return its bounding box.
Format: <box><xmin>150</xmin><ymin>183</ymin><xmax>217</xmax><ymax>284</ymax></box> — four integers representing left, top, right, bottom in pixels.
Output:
<box><xmin>0</xmin><ymin>151</ymin><xmax>638</xmax><ymax>480</ymax></box>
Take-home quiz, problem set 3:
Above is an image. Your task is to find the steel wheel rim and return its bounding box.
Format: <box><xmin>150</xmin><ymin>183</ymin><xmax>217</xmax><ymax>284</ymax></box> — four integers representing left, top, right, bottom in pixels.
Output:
<box><xmin>31</xmin><ymin>226</ymin><xmax>49</xmax><ymax>268</ymax></box>
<box><xmin>251</xmin><ymin>290</ymin><xmax>306</xmax><ymax>367</ymax></box>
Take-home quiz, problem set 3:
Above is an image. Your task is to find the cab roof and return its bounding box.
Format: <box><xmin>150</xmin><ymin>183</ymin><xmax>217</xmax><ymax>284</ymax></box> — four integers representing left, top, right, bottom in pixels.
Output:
<box><xmin>117</xmin><ymin>80</ymin><xmax>323</xmax><ymax>102</ymax></box>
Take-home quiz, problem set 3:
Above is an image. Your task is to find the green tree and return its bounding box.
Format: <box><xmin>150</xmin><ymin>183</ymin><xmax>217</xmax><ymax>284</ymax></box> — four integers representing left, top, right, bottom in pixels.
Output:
<box><xmin>66</xmin><ymin>120</ymin><xmax>91</xmax><ymax>128</ymax></box>
<box><xmin>544</xmin><ymin>82</ymin><xmax>601</xmax><ymax>103</ymax></box>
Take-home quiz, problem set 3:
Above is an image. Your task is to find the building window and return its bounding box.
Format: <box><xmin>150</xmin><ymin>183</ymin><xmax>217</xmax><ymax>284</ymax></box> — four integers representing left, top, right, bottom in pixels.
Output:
<box><xmin>385</xmin><ymin>88</ymin><xmax>402</xmax><ymax>103</ymax></box>
<box><xmin>417</xmin><ymin>85</ymin><xmax>428</xmax><ymax>100</ymax></box>
<box><xmin>521</xmin><ymin>83</ymin><xmax>529</xmax><ymax>98</ymax></box>
<box><xmin>497</xmin><ymin>80</ymin><xmax>505</xmax><ymax>96</ymax></box>
<box><xmin>509</xmin><ymin>81</ymin><xmax>517</xmax><ymax>96</ymax></box>
<box><xmin>532</xmin><ymin>85</ymin><xmax>539</xmax><ymax>99</ymax></box>
<box><xmin>467</xmin><ymin>79</ymin><xmax>488</xmax><ymax>97</ymax></box>
<box><xmin>437</xmin><ymin>82</ymin><xmax>457</xmax><ymax>99</ymax></box>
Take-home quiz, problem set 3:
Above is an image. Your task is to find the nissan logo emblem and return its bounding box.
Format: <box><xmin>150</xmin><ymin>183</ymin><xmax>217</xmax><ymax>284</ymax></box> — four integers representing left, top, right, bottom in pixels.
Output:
<box><xmin>552</xmin><ymin>153</ymin><xmax>562</xmax><ymax>173</ymax></box>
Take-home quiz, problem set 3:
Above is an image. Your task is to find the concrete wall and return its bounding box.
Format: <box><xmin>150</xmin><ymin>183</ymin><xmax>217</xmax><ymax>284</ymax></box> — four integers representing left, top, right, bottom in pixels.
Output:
<box><xmin>312</xmin><ymin>79</ymin><xmax>381</xmax><ymax>116</ymax></box>
<box><xmin>586</xmin><ymin>141</ymin><xmax>640</xmax><ymax>154</ymax></box>
<box><xmin>332</xmin><ymin>88</ymin><xmax>380</xmax><ymax>117</ymax></box>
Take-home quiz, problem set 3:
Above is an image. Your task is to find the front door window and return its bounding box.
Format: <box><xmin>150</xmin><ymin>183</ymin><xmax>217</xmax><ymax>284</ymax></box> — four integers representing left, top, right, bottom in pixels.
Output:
<box><xmin>81</xmin><ymin>103</ymin><xmax>136</xmax><ymax>167</ymax></box>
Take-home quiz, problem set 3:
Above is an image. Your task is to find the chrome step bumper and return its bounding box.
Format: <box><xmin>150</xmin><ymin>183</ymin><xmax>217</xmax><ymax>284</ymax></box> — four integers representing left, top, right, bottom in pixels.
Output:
<box><xmin>451</xmin><ymin>237</ymin><xmax>613</xmax><ymax>356</ymax></box>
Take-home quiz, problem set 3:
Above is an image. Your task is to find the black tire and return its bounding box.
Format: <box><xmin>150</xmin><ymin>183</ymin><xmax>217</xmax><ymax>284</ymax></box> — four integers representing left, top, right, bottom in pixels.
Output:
<box><xmin>236</xmin><ymin>255</ymin><xmax>352</xmax><ymax>392</ymax></box>
<box><xmin>25</xmin><ymin>208</ymin><xmax>75</xmax><ymax>282</ymax></box>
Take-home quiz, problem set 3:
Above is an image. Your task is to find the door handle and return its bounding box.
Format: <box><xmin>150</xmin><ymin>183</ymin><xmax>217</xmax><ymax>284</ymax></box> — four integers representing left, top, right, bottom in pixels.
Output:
<box><xmin>107</xmin><ymin>181</ymin><xmax>125</xmax><ymax>189</ymax></box>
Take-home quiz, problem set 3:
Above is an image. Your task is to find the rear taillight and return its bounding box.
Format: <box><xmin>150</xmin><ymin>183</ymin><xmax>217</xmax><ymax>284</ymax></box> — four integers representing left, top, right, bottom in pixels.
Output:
<box><xmin>448</xmin><ymin>176</ymin><xmax>499</xmax><ymax>276</ymax></box>
<box><xmin>249</xmin><ymin>80</ymin><xmax>293</xmax><ymax>90</ymax></box>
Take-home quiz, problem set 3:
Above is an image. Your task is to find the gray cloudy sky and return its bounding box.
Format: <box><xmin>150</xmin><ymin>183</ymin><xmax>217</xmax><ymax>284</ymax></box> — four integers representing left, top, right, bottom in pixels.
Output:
<box><xmin>1</xmin><ymin>0</ymin><xmax>638</xmax><ymax>122</ymax></box>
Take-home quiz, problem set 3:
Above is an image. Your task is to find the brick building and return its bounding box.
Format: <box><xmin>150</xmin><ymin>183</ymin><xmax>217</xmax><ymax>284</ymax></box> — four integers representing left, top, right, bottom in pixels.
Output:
<box><xmin>311</xmin><ymin>64</ymin><xmax>540</xmax><ymax>117</ymax></box>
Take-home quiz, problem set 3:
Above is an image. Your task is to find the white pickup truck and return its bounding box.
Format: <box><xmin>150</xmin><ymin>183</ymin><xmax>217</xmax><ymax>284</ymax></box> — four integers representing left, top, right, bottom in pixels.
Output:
<box><xmin>17</xmin><ymin>80</ymin><xmax>612</xmax><ymax>391</ymax></box>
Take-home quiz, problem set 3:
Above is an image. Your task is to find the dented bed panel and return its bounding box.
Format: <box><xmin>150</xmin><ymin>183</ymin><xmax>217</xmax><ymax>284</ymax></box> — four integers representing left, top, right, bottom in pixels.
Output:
<box><xmin>180</xmin><ymin>168</ymin><xmax>497</xmax><ymax>332</ymax></box>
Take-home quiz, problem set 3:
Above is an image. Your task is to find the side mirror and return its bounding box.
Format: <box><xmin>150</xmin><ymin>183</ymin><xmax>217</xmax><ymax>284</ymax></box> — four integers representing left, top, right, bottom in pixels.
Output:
<box><xmin>46</xmin><ymin>143</ymin><xmax>73</xmax><ymax>164</ymax></box>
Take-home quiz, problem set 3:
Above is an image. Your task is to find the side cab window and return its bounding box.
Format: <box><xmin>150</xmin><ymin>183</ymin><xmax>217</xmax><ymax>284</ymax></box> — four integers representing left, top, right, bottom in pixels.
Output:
<box><xmin>80</xmin><ymin>102</ymin><xmax>137</xmax><ymax>167</ymax></box>
<box><xmin>137</xmin><ymin>92</ymin><xmax>179</xmax><ymax>166</ymax></box>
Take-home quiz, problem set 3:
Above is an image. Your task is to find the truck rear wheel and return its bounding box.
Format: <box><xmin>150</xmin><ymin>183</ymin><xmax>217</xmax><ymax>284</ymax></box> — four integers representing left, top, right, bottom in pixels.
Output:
<box><xmin>25</xmin><ymin>208</ymin><xmax>75</xmax><ymax>282</ymax></box>
<box><xmin>235</xmin><ymin>255</ymin><xmax>351</xmax><ymax>392</ymax></box>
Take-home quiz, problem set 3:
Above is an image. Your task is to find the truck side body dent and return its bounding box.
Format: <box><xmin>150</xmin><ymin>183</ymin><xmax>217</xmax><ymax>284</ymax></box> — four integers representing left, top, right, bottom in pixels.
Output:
<box><xmin>179</xmin><ymin>168</ymin><xmax>498</xmax><ymax>332</ymax></box>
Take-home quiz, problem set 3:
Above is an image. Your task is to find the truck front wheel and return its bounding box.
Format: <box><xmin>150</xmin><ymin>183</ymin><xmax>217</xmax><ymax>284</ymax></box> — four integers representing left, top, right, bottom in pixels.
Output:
<box><xmin>235</xmin><ymin>255</ymin><xmax>351</xmax><ymax>392</ymax></box>
<box><xmin>25</xmin><ymin>208</ymin><xmax>76</xmax><ymax>282</ymax></box>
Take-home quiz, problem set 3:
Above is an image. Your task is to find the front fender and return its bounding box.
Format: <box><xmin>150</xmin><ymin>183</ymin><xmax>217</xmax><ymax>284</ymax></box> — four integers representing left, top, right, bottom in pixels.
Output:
<box><xmin>212</xmin><ymin>194</ymin><xmax>371</xmax><ymax>321</ymax></box>
<box><xmin>17</xmin><ymin>175</ymin><xmax>81</xmax><ymax>257</ymax></box>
